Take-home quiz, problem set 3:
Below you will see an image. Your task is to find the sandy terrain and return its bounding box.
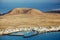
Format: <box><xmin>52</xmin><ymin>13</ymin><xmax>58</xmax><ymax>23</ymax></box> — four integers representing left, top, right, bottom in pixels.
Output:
<box><xmin>0</xmin><ymin>8</ymin><xmax>60</xmax><ymax>35</ymax></box>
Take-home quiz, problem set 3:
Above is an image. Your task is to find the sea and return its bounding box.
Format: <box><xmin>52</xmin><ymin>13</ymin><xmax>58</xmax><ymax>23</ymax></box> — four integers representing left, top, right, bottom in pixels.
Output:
<box><xmin>0</xmin><ymin>2</ymin><xmax>60</xmax><ymax>13</ymax></box>
<box><xmin>0</xmin><ymin>32</ymin><xmax>60</xmax><ymax>40</ymax></box>
<box><xmin>0</xmin><ymin>2</ymin><xmax>60</xmax><ymax>40</ymax></box>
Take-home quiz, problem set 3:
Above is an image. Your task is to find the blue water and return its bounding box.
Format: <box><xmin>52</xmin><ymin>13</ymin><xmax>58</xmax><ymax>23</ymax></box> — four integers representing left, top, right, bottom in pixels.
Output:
<box><xmin>0</xmin><ymin>32</ymin><xmax>60</xmax><ymax>40</ymax></box>
<box><xmin>0</xmin><ymin>2</ymin><xmax>60</xmax><ymax>13</ymax></box>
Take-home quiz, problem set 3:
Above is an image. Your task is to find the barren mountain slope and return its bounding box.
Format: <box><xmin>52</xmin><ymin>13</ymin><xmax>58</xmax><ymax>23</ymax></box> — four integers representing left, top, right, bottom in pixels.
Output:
<box><xmin>0</xmin><ymin>8</ymin><xmax>60</xmax><ymax>35</ymax></box>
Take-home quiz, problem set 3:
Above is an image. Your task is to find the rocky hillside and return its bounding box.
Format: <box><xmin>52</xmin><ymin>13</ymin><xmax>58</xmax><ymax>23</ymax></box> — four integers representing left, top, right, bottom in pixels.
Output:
<box><xmin>4</xmin><ymin>8</ymin><xmax>43</xmax><ymax>15</ymax></box>
<box><xmin>0</xmin><ymin>8</ymin><xmax>60</xmax><ymax>35</ymax></box>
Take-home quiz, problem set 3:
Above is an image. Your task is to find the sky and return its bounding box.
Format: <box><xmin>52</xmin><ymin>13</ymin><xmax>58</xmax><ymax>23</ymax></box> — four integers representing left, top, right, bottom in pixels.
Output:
<box><xmin>1</xmin><ymin>0</ymin><xmax>60</xmax><ymax>3</ymax></box>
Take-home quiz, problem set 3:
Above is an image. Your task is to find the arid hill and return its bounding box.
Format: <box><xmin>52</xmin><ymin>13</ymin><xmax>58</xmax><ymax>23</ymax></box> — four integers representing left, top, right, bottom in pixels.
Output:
<box><xmin>0</xmin><ymin>8</ymin><xmax>60</xmax><ymax>35</ymax></box>
<box><xmin>4</xmin><ymin>8</ymin><xmax>43</xmax><ymax>15</ymax></box>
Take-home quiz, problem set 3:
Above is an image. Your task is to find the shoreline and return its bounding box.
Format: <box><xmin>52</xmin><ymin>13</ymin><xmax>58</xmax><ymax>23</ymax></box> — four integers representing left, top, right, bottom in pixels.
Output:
<box><xmin>0</xmin><ymin>26</ymin><xmax>60</xmax><ymax>35</ymax></box>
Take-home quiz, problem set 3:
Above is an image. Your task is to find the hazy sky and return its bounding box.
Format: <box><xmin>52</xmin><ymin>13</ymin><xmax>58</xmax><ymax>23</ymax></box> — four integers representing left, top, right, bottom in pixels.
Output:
<box><xmin>1</xmin><ymin>0</ymin><xmax>60</xmax><ymax>3</ymax></box>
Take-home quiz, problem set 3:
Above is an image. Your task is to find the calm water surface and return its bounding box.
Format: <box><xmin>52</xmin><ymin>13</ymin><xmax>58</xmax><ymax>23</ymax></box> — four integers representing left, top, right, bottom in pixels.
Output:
<box><xmin>0</xmin><ymin>32</ymin><xmax>60</xmax><ymax>40</ymax></box>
